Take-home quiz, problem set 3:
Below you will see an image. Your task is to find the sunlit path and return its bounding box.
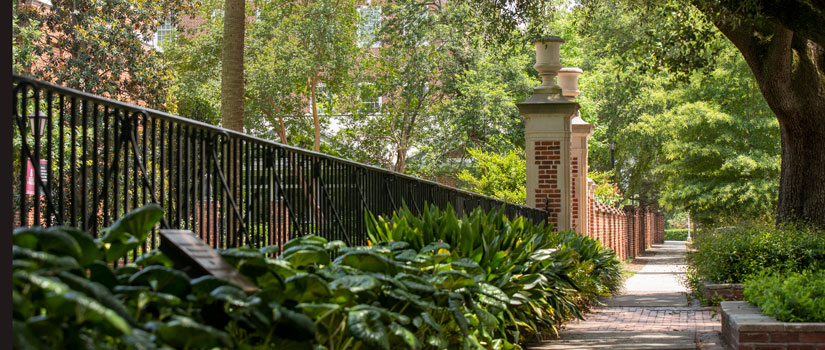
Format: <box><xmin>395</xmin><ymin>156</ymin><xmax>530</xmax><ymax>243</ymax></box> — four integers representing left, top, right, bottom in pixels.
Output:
<box><xmin>529</xmin><ymin>241</ymin><xmax>723</xmax><ymax>350</ymax></box>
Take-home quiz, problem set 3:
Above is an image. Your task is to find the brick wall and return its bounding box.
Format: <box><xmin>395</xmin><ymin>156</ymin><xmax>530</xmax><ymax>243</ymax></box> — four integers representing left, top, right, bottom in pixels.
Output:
<box><xmin>534</xmin><ymin>141</ymin><xmax>562</xmax><ymax>227</ymax></box>
<box><xmin>582</xmin><ymin>193</ymin><xmax>664</xmax><ymax>261</ymax></box>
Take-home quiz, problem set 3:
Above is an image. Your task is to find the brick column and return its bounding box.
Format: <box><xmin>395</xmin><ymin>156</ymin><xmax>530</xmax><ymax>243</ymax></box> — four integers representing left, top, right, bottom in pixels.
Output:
<box><xmin>559</xmin><ymin>67</ymin><xmax>593</xmax><ymax>236</ymax></box>
<box><xmin>519</xmin><ymin>36</ymin><xmax>579</xmax><ymax>231</ymax></box>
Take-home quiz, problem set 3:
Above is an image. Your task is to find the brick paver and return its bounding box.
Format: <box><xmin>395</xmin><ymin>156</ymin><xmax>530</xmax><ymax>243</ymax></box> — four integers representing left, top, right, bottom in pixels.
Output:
<box><xmin>528</xmin><ymin>241</ymin><xmax>724</xmax><ymax>350</ymax></box>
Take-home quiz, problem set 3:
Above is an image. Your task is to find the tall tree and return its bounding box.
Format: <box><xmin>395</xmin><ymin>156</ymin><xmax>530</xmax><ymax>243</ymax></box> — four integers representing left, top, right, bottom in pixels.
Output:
<box><xmin>12</xmin><ymin>0</ymin><xmax>193</xmax><ymax>108</ymax></box>
<box><xmin>689</xmin><ymin>0</ymin><xmax>825</xmax><ymax>227</ymax></box>
<box><xmin>579</xmin><ymin>0</ymin><xmax>825</xmax><ymax>226</ymax></box>
<box><xmin>246</xmin><ymin>0</ymin><xmax>359</xmax><ymax>151</ymax></box>
<box><xmin>220</xmin><ymin>0</ymin><xmax>245</xmax><ymax>132</ymax></box>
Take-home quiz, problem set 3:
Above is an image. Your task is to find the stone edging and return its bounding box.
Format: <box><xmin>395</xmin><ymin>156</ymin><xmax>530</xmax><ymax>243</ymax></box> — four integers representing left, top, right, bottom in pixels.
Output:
<box><xmin>700</xmin><ymin>281</ymin><xmax>745</xmax><ymax>303</ymax></box>
<box><xmin>721</xmin><ymin>301</ymin><xmax>825</xmax><ymax>349</ymax></box>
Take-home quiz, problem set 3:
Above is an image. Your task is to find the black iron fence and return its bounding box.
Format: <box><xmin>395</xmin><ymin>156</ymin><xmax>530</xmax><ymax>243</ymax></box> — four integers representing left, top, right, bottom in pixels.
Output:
<box><xmin>12</xmin><ymin>75</ymin><xmax>547</xmax><ymax>256</ymax></box>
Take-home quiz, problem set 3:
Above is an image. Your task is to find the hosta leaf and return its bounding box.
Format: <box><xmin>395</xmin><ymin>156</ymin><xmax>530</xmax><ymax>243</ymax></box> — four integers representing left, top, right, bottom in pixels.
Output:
<box><xmin>210</xmin><ymin>285</ymin><xmax>250</xmax><ymax>307</ymax></box>
<box><xmin>44</xmin><ymin>290</ymin><xmax>132</xmax><ymax>335</ymax></box>
<box><xmin>266</xmin><ymin>258</ymin><xmax>298</xmax><ymax>279</ymax></box>
<box><xmin>347</xmin><ymin>308</ymin><xmax>390</xmax><ymax>350</ymax></box>
<box><xmin>271</xmin><ymin>304</ymin><xmax>316</xmax><ymax>341</ymax></box>
<box><xmin>49</xmin><ymin>226</ymin><xmax>101</xmax><ymax>266</ymax></box>
<box><xmin>390</xmin><ymin>322</ymin><xmax>419</xmax><ymax>349</ymax></box>
<box><xmin>284</xmin><ymin>273</ymin><xmax>331</xmax><ymax>302</ymax></box>
<box><xmin>14</xmin><ymin>226</ymin><xmax>82</xmax><ymax>261</ymax></box>
<box><xmin>128</xmin><ymin>265</ymin><xmax>190</xmax><ymax>297</ymax></box>
<box><xmin>56</xmin><ymin>271</ymin><xmax>135</xmax><ymax>325</ymax></box>
<box><xmin>425</xmin><ymin>335</ymin><xmax>448</xmax><ymax>348</ymax></box>
<box><xmin>12</xmin><ymin>246</ymin><xmax>80</xmax><ymax>271</ymax></box>
<box><xmin>420</xmin><ymin>311</ymin><xmax>442</xmax><ymax>334</ymax></box>
<box><xmin>218</xmin><ymin>248</ymin><xmax>264</xmax><ymax>266</ymax></box>
<box><xmin>190</xmin><ymin>275</ymin><xmax>232</xmax><ymax>297</ymax></box>
<box><xmin>157</xmin><ymin>316</ymin><xmax>232</xmax><ymax>349</ymax></box>
<box><xmin>434</xmin><ymin>270</ymin><xmax>475</xmax><ymax>290</ymax></box>
<box><xmin>114</xmin><ymin>265</ymin><xmax>140</xmax><ymax>284</ymax></box>
<box><xmin>389</xmin><ymin>241</ymin><xmax>410</xmax><ymax>251</ymax></box>
<box><xmin>258</xmin><ymin>244</ymin><xmax>281</xmax><ymax>255</ymax></box>
<box><xmin>334</xmin><ymin>250</ymin><xmax>396</xmax><ymax>274</ymax></box>
<box><xmin>396</xmin><ymin>273</ymin><xmax>435</xmax><ymax>293</ymax></box>
<box><xmin>324</xmin><ymin>240</ymin><xmax>347</xmax><ymax>252</ymax></box>
<box><xmin>477</xmin><ymin>283</ymin><xmax>509</xmax><ymax>303</ymax></box>
<box><xmin>139</xmin><ymin>291</ymin><xmax>182</xmax><ymax>308</ymax></box>
<box><xmin>297</xmin><ymin>303</ymin><xmax>340</xmax><ymax>319</ymax></box>
<box><xmin>282</xmin><ymin>244</ymin><xmax>330</xmax><ymax>268</ymax></box>
<box><xmin>329</xmin><ymin>275</ymin><xmax>380</xmax><ymax>293</ymax></box>
<box><xmin>101</xmin><ymin>204</ymin><xmax>163</xmax><ymax>244</ymax></box>
<box><xmin>133</xmin><ymin>249</ymin><xmax>173</xmax><ymax>268</ymax></box>
<box><xmin>451</xmin><ymin>258</ymin><xmax>483</xmax><ymax>273</ymax></box>
<box><xmin>283</xmin><ymin>234</ymin><xmax>328</xmax><ymax>251</ymax></box>
<box><xmin>421</xmin><ymin>242</ymin><xmax>450</xmax><ymax>254</ymax></box>
<box><xmin>473</xmin><ymin>303</ymin><xmax>499</xmax><ymax>329</ymax></box>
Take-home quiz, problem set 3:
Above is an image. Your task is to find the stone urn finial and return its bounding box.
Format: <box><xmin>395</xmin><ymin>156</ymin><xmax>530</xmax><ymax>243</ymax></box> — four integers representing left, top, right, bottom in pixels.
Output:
<box><xmin>558</xmin><ymin>67</ymin><xmax>583</xmax><ymax>102</ymax></box>
<box><xmin>533</xmin><ymin>36</ymin><xmax>565</xmax><ymax>91</ymax></box>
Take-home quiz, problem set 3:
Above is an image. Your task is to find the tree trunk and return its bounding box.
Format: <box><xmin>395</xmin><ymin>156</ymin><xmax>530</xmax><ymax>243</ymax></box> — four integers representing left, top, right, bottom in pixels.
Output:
<box><xmin>310</xmin><ymin>76</ymin><xmax>321</xmax><ymax>152</ymax></box>
<box><xmin>711</xmin><ymin>21</ymin><xmax>825</xmax><ymax>228</ymax></box>
<box><xmin>221</xmin><ymin>0</ymin><xmax>245</xmax><ymax>132</ymax></box>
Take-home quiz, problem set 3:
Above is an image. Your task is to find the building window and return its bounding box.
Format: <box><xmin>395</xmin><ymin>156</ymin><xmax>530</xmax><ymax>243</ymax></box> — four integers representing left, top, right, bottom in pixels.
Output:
<box><xmin>359</xmin><ymin>83</ymin><xmax>381</xmax><ymax>114</ymax></box>
<box><xmin>153</xmin><ymin>21</ymin><xmax>175</xmax><ymax>51</ymax></box>
<box><xmin>357</xmin><ymin>6</ymin><xmax>381</xmax><ymax>48</ymax></box>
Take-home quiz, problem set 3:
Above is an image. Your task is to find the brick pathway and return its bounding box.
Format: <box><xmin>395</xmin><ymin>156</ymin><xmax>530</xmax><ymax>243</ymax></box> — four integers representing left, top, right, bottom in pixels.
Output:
<box><xmin>528</xmin><ymin>241</ymin><xmax>724</xmax><ymax>350</ymax></box>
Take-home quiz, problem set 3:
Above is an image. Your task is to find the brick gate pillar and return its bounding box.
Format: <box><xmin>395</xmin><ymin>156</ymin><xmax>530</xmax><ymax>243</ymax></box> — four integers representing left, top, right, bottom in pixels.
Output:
<box><xmin>518</xmin><ymin>36</ymin><xmax>579</xmax><ymax>231</ymax></box>
<box><xmin>558</xmin><ymin>67</ymin><xmax>593</xmax><ymax>236</ymax></box>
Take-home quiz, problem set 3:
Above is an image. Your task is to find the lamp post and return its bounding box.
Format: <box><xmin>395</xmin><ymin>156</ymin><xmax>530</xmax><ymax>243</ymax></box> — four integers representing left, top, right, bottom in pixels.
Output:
<box><xmin>26</xmin><ymin>112</ymin><xmax>48</xmax><ymax>197</ymax></box>
<box><xmin>29</xmin><ymin>112</ymin><xmax>48</xmax><ymax>139</ymax></box>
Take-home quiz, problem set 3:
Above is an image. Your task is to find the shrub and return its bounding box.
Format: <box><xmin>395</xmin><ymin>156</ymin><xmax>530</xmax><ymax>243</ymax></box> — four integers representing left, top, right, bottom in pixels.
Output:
<box><xmin>366</xmin><ymin>203</ymin><xmax>623</xmax><ymax>336</ymax></box>
<box><xmin>13</xmin><ymin>203</ymin><xmax>622</xmax><ymax>349</ymax></box>
<box><xmin>664</xmin><ymin>228</ymin><xmax>689</xmax><ymax>241</ymax></box>
<box><xmin>743</xmin><ymin>269</ymin><xmax>825</xmax><ymax>322</ymax></box>
<box><xmin>686</xmin><ymin>221</ymin><xmax>825</xmax><ymax>285</ymax></box>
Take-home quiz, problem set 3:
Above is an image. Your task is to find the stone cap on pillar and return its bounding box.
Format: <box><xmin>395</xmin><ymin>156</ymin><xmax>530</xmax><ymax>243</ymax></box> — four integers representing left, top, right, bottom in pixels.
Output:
<box><xmin>572</xmin><ymin>114</ymin><xmax>593</xmax><ymax>136</ymax></box>
<box><xmin>558</xmin><ymin>67</ymin><xmax>583</xmax><ymax>101</ymax></box>
<box><xmin>518</xmin><ymin>36</ymin><xmax>578</xmax><ymax>116</ymax></box>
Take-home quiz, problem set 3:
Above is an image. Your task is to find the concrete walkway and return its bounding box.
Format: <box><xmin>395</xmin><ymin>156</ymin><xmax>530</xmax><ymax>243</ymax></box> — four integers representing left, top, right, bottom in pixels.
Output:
<box><xmin>529</xmin><ymin>241</ymin><xmax>723</xmax><ymax>350</ymax></box>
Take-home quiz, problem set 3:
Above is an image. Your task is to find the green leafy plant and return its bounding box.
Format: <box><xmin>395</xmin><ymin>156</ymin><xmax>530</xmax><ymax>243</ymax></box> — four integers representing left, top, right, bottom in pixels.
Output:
<box><xmin>685</xmin><ymin>221</ymin><xmax>825</xmax><ymax>285</ymax></box>
<box><xmin>12</xmin><ymin>204</ymin><xmax>315</xmax><ymax>349</ymax></box>
<box><xmin>743</xmin><ymin>269</ymin><xmax>825</xmax><ymax>322</ymax></box>
<box><xmin>664</xmin><ymin>228</ymin><xmax>689</xmax><ymax>241</ymax></box>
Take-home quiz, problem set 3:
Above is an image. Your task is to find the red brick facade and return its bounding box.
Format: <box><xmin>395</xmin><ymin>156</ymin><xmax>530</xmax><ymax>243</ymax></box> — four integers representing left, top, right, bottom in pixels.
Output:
<box><xmin>534</xmin><ymin>140</ymin><xmax>563</xmax><ymax>226</ymax></box>
<box><xmin>583</xmin><ymin>199</ymin><xmax>664</xmax><ymax>261</ymax></box>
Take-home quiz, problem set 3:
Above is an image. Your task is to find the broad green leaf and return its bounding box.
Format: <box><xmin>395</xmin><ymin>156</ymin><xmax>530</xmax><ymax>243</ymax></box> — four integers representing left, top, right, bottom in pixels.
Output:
<box><xmin>157</xmin><ymin>316</ymin><xmax>232</xmax><ymax>349</ymax></box>
<box><xmin>190</xmin><ymin>275</ymin><xmax>232</xmax><ymax>297</ymax></box>
<box><xmin>49</xmin><ymin>226</ymin><xmax>102</xmax><ymax>266</ymax></box>
<box><xmin>128</xmin><ymin>265</ymin><xmax>190</xmax><ymax>297</ymax></box>
<box><xmin>101</xmin><ymin>204</ymin><xmax>163</xmax><ymax>244</ymax></box>
<box><xmin>329</xmin><ymin>275</ymin><xmax>380</xmax><ymax>293</ymax></box>
<box><xmin>12</xmin><ymin>246</ymin><xmax>80</xmax><ymax>271</ymax></box>
<box><xmin>334</xmin><ymin>250</ymin><xmax>396</xmax><ymax>274</ymax></box>
<box><xmin>284</xmin><ymin>273</ymin><xmax>331</xmax><ymax>302</ymax></box>
<box><xmin>347</xmin><ymin>308</ymin><xmax>390</xmax><ymax>350</ymax></box>
<box><xmin>390</xmin><ymin>322</ymin><xmax>419</xmax><ymax>349</ymax></box>
<box><xmin>210</xmin><ymin>285</ymin><xmax>251</xmax><ymax>307</ymax></box>
<box><xmin>421</xmin><ymin>241</ymin><xmax>450</xmax><ymax>254</ymax></box>
<box><xmin>56</xmin><ymin>271</ymin><xmax>135</xmax><ymax>325</ymax></box>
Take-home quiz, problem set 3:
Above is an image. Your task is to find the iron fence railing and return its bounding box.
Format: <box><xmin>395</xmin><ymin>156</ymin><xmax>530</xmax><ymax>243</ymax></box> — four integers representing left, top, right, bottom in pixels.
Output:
<box><xmin>12</xmin><ymin>74</ymin><xmax>547</xmax><ymax>258</ymax></box>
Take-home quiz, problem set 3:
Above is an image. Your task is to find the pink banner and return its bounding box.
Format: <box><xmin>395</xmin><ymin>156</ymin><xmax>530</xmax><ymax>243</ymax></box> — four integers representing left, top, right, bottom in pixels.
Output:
<box><xmin>25</xmin><ymin>159</ymin><xmax>48</xmax><ymax>195</ymax></box>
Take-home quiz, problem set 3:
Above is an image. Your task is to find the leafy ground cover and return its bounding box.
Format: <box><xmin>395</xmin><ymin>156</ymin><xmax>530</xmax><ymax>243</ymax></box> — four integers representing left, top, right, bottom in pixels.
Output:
<box><xmin>743</xmin><ymin>269</ymin><xmax>825</xmax><ymax>322</ymax></box>
<box><xmin>685</xmin><ymin>221</ymin><xmax>825</xmax><ymax>316</ymax></box>
<box><xmin>13</xmin><ymin>203</ymin><xmax>622</xmax><ymax>349</ymax></box>
<box><xmin>664</xmin><ymin>228</ymin><xmax>689</xmax><ymax>241</ymax></box>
